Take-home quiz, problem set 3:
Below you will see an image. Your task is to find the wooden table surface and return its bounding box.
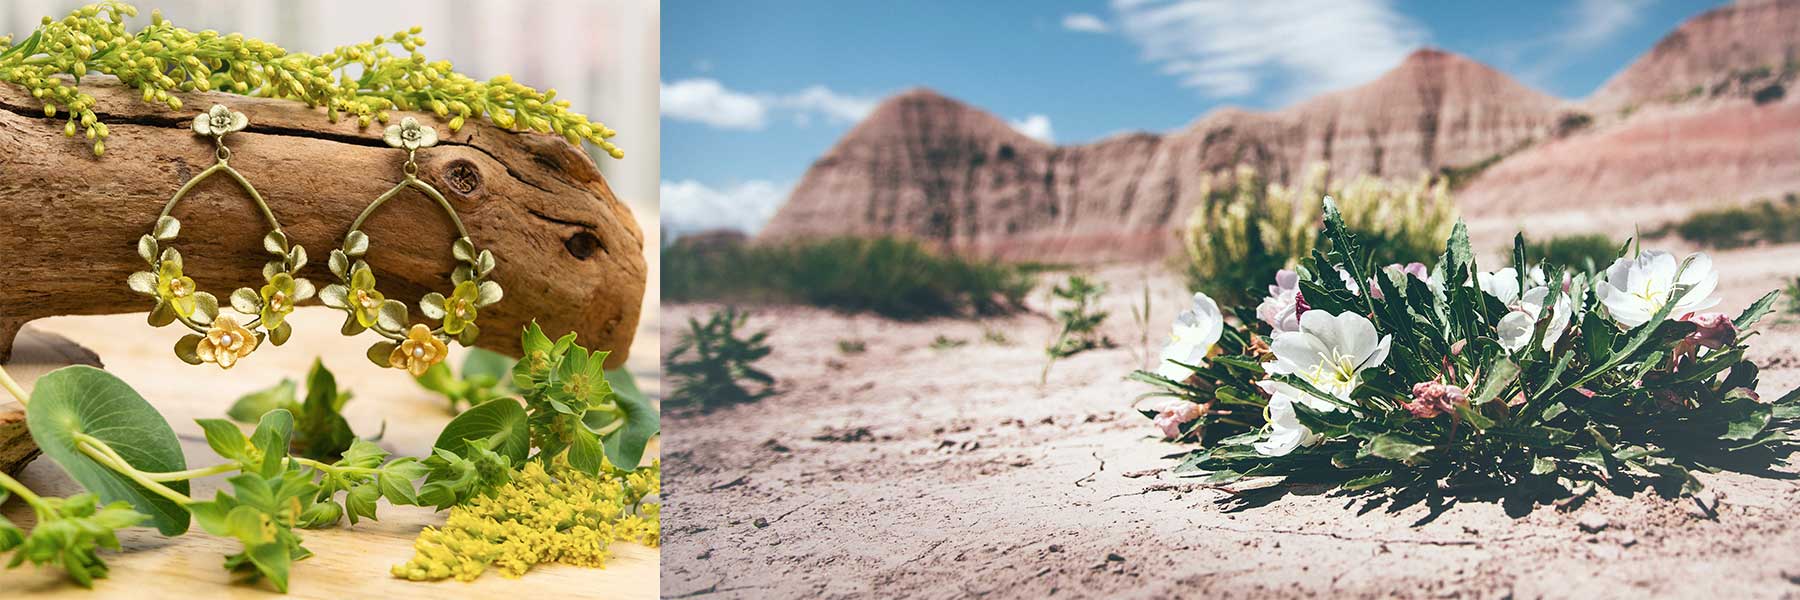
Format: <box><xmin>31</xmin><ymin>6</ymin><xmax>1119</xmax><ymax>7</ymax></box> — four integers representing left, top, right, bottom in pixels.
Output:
<box><xmin>0</xmin><ymin>309</ymin><xmax>660</xmax><ymax>599</ymax></box>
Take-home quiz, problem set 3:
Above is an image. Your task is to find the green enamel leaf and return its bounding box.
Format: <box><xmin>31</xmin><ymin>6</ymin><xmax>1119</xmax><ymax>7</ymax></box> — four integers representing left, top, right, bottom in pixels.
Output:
<box><xmin>366</xmin><ymin>341</ymin><xmax>397</xmax><ymax>368</ymax></box>
<box><xmin>476</xmin><ymin>281</ymin><xmax>504</xmax><ymax>307</ymax></box>
<box><xmin>153</xmin><ymin>216</ymin><xmax>180</xmax><ymax>240</ymax></box>
<box><xmin>262</xmin><ymin>230</ymin><xmax>288</xmax><ymax>255</ymax></box>
<box><xmin>270</xmin><ymin>321</ymin><xmax>293</xmax><ymax>346</ymax></box>
<box><xmin>230</xmin><ymin>288</ymin><xmax>261</xmax><ymax>315</ymax></box>
<box><xmin>136</xmin><ymin>235</ymin><xmax>157</xmax><ymax>264</ymax></box>
<box><xmin>376</xmin><ymin>299</ymin><xmax>408</xmax><ymax>333</ymax></box>
<box><xmin>287</xmin><ymin>245</ymin><xmax>308</xmax><ymax>271</ymax></box>
<box><xmin>475</xmin><ymin>250</ymin><xmax>495</xmax><ymax>277</ymax></box>
<box><xmin>328</xmin><ymin>250</ymin><xmax>350</xmax><ymax>279</ymax></box>
<box><xmin>432</xmin><ymin>398</ymin><xmax>529</xmax><ymax>462</ymax></box>
<box><xmin>191</xmin><ymin>292</ymin><xmax>219</xmax><ymax>325</ymax></box>
<box><xmin>419</xmin><ymin>293</ymin><xmax>447</xmax><ymax>320</ymax></box>
<box><xmin>127</xmin><ymin>271</ymin><xmax>158</xmax><ymax>295</ymax></box>
<box><xmin>25</xmin><ymin>366</ymin><xmax>191</xmax><ymax>535</ymax></box>
<box><xmin>174</xmin><ymin>334</ymin><xmax>204</xmax><ymax>365</ymax></box>
<box><xmin>318</xmin><ymin>284</ymin><xmax>349</xmax><ymax>309</ymax></box>
<box><xmin>343</xmin><ymin>230</ymin><xmax>369</xmax><ymax>258</ymax></box>
<box><xmin>452</xmin><ymin>237</ymin><xmax>475</xmax><ymax>262</ymax></box>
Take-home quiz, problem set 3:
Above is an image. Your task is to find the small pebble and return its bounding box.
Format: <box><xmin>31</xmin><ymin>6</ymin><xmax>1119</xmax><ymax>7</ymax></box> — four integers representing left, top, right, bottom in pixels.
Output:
<box><xmin>1578</xmin><ymin>514</ymin><xmax>1610</xmax><ymax>533</ymax></box>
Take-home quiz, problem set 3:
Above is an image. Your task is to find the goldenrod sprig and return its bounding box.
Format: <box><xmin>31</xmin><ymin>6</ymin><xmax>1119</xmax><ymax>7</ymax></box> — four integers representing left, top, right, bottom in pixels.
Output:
<box><xmin>0</xmin><ymin>1</ymin><xmax>623</xmax><ymax>158</ymax></box>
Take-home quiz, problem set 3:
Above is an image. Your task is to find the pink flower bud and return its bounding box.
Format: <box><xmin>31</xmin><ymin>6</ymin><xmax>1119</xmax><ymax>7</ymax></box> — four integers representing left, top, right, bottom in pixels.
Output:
<box><xmin>1682</xmin><ymin>312</ymin><xmax>1737</xmax><ymax>351</ymax></box>
<box><xmin>1152</xmin><ymin>400</ymin><xmax>1205</xmax><ymax>439</ymax></box>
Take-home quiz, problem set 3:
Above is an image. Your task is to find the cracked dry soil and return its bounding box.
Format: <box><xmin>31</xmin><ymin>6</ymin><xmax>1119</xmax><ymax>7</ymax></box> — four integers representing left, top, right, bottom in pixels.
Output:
<box><xmin>663</xmin><ymin>251</ymin><xmax>1800</xmax><ymax>599</ymax></box>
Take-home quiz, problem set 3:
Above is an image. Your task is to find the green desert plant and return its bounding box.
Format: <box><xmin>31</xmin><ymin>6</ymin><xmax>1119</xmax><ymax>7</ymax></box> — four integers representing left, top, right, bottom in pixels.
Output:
<box><xmin>837</xmin><ymin>339</ymin><xmax>867</xmax><ymax>355</ymax></box>
<box><xmin>664</xmin><ymin>236</ymin><xmax>1032</xmax><ymax>320</ymax></box>
<box><xmin>1653</xmin><ymin>195</ymin><xmax>1800</xmax><ymax>249</ymax></box>
<box><xmin>666</xmin><ymin>307</ymin><xmax>776</xmax><ymax>410</ymax></box>
<box><xmin>930</xmin><ymin>335</ymin><xmax>968</xmax><ymax>350</ymax></box>
<box><xmin>1046</xmin><ymin>275</ymin><xmax>1112</xmax><ymax>361</ymax></box>
<box><xmin>1181</xmin><ymin>165</ymin><xmax>1455</xmax><ymax>305</ymax></box>
<box><xmin>413</xmin><ymin>347</ymin><xmax>518</xmax><ymax>414</ymax></box>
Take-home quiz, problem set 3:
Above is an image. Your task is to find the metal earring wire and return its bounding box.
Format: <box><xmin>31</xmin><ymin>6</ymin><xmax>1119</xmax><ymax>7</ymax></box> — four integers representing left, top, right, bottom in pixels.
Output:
<box><xmin>126</xmin><ymin>104</ymin><xmax>315</xmax><ymax>369</ymax></box>
<box><xmin>319</xmin><ymin>117</ymin><xmax>504</xmax><ymax>377</ymax></box>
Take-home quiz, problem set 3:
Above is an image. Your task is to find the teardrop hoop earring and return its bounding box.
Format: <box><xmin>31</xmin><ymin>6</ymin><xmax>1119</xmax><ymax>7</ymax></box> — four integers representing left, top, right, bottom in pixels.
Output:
<box><xmin>127</xmin><ymin>104</ymin><xmax>315</xmax><ymax>369</ymax></box>
<box><xmin>320</xmin><ymin>117</ymin><xmax>505</xmax><ymax>376</ymax></box>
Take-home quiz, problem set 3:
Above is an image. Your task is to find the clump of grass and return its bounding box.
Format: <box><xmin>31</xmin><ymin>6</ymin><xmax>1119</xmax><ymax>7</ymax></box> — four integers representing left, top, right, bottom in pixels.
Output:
<box><xmin>981</xmin><ymin>328</ymin><xmax>1011</xmax><ymax>345</ymax></box>
<box><xmin>836</xmin><ymin>339</ymin><xmax>867</xmax><ymax>355</ymax></box>
<box><xmin>930</xmin><ymin>336</ymin><xmax>968</xmax><ymax>350</ymax></box>
<box><xmin>1513</xmin><ymin>233</ymin><xmax>1621</xmax><ymax>273</ymax></box>
<box><xmin>1651</xmin><ymin>195</ymin><xmax>1800</xmax><ymax>249</ymax></box>
<box><xmin>665</xmin><ymin>307</ymin><xmax>775</xmax><ymax>410</ymax></box>
<box><xmin>1181</xmin><ymin>165</ymin><xmax>1455</xmax><ymax>306</ymax></box>
<box><xmin>664</xmin><ymin>236</ymin><xmax>1033</xmax><ymax>320</ymax></box>
<box><xmin>1786</xmin><ymin>277</ymin><xmax>1800</xmax><ymax>316</ymax></box>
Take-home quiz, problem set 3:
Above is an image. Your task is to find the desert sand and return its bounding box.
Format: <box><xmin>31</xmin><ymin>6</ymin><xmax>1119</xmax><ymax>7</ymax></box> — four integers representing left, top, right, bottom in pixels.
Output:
<box><xmin>662</xmin><ymin>238</ymin><xmax>1800</xmax><ymax>598</ymax></box>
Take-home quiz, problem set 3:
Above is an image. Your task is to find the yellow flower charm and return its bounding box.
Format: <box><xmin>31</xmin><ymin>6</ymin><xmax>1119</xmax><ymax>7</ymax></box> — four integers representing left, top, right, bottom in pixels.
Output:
<box><xmin>156</xmin><ymin>260</ymin><xmax>198</xmax><ymax>318</ymax></box>
<box><xmin>259</xmin><ymin>273</ymin><xmax>298</xmax><ymax>330</ymax></box>
<box><xmin>197</xmin><ymin>316</ymin><xmax>256</xmax><ymax>369</ymax></box>
<box><xmin>390</xmin><ymin>324</ymin><xmax>449</xmax><ymax>376</ymax></box>
<box><xmin>349</xmin><ymin>266</ymin><xmax>387</xmax><ymax>328</ymax></box>
<box><xmin>442</xmin><ymin>281</ymin><xmax>480</xmax><ymax>335</ymax></box>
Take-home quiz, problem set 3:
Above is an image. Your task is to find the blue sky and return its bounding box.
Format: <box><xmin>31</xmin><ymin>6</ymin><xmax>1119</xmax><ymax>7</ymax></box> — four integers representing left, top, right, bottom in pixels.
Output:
<box><xmin>661</xmin><ymin>0</ymin><xmax>1726</xmax><ymax>237</ymax></box>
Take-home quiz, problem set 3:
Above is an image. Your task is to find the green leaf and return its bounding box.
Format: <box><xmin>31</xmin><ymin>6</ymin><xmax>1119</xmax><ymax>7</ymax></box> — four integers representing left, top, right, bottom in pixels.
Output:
<box><xmin>248</xmin><ymin>410</ymin><xmax>295</xmax><ymax>478</ymax></box>
<box><xmin>599</xmin><ymin>371</ymin><xmax>659</xmax><ymax>471</ymax></box>
<box><xmin>228</xmin><ymin>379</ymin><xmax>296</xmax><ymax>423</ymax></box>
<box><xmin>366</xmin><ymin>341</ymin><xmax>397</xmax><ymax>368</ymax></box>
<box><xmin>262</xmin><ymin>230</ymin><xmax>289</xmax><ymax>255</ymax></box>
<box><xmin>464</xmin><ymin>348</ymin><xmax>516</xmax><ymax>383</ymax></box>
<box><xmin>567</xmin><ymin>425</ymin><xmax>605</xmax><ymax>474</ymax></box>
<box><xmin>290</xmin><ymin>360</ymin><xmax>355</xmax><ymax>460</ymax></box>
<box><xmin>1531</xmin><ymin>457</ymin><xmax>1556</xmax><ymax>475</ymax></box>
<box><xmin>1342</xmin><ymin>471</ymin><xmax>1392</xmax><ymax>491</ymax></box>
<box><xmin>174</xmin><ymin>334</ymin><xmax>204</xmax><ymax>365</ymax></box>
<box><xmin>1722</xmin><ymin>402</ymin><xmax>1773</xmax><ymax>441</ymax></box>
<box><xmin>1367</xmin><ymin>433</ymin><xmax>1433</xmax><ymax>462</ymax></box>
<box><xmin>25</xmin><ymin>366</ymin><xmax>191</xmax><ymax>535</ymax></box>
<box><xmin>432</xmin><ymin>398</ymin><xmax>529</xmax><ymax>463</ymax></box>
<box><xmin>247</xmin><ymin>540</ymin><xmax>292</xmax><ymax>593</ymax></box>
<box><xmin>344</xmin><ymin>483</ymin><xmax>380</xmax><ymax>524</ymax></box>
<box><xmin>1734</xmin><ymin>289</ymin><xmax>1781</xmax><ymax>331</ymax></box>
<box><xmin>196</xmin><ymin>419</ymin><xmax>250</xmax><ymax>463</ymax></box>
<box><xmin>1470</xmin><ymin>358</ymin><xmax>1520</xmax><ymax>405</ymax></box>
<box><xmin>343</xmin><ymin>231</ymin><xmax>369</xmax><ymax>258</ymax></box>
<box><xmin>376</xmin><ymin>300</ymin><xmax>409</xmax><ymax>333</ymax></box>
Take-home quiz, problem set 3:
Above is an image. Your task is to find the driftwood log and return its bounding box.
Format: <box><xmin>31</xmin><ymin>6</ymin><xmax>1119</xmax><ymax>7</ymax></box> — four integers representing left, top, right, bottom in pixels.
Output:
<box><xmin>0</xmin><ymin>78</ymin><xmax>645</xmax><ymax>366</ymax></box>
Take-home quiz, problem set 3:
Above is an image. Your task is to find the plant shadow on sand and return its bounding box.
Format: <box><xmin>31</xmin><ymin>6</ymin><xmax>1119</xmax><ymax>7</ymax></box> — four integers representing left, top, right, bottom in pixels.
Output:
<box><xmin>1200</xmin><ymin>446</ymin><xmax>1800</xmax><ymax>526</ymax></box>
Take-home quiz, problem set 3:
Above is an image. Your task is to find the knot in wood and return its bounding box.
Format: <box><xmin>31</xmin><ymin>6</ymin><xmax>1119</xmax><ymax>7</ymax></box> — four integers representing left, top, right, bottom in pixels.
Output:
<box><xmin>442</xmin><ymin>159</ymin><xmax>483</xmax><ymax>198</ymax></box>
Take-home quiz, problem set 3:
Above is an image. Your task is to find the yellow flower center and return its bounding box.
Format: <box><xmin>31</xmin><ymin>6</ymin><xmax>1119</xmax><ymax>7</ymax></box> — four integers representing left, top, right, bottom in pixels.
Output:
<box><xmin>1300</xmin><ymin>351</ymin><xmax>1361</xmax><ymax>398</ymax></box>
<box><xmin>219</xmin><ymin>333</ymin><xmax>235</xmax><ymax>347</ymax></box>
<box><xmin>356</xmin><ymin>290</ymin><xmax>379</xmax><ymax>309</ymax></box>
<box><xmin>269</xmin><ymin>292</ymin><xmax>288</xmax><ymax>310</ymax></box>
<box><xmin>170</xmin><ymin>279</ymin><xmax>191</xmax><ymax>297</ymax></box>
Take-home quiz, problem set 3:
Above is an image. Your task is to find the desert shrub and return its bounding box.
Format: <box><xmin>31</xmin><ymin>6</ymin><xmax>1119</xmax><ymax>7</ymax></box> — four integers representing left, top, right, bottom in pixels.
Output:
<box><xmin>1517</xmin><ymin>233</ymin><xmax>1621</xmax><ymax>273</ymax></box>
<box><xmin>665</xmin><ymin>307</ymin><xmax>775</xmax><ymax>410</ymax></box>
<box><xmin>1657</xmin><ymin>195</ymin><xmax>1800</xmax><ymax>248</ymax></box>
<box><xmin>930</xmin><ymin>335</ymin><xmax>968</xmax><ymax>350</ymax></box>
<box><xmin>1182</xmin><ymin>165</ymin><xmax>1455</xmax><ymax>305</ymax></box>
<box><xmin>836</xmin><ymin>339</ymin><xmax>867</xmax><ymax>355</ymax></box>
<box><xmin>664</xmin><ymin>235</ymin><xmax>1033</xmax><ymax>320</ymax></box>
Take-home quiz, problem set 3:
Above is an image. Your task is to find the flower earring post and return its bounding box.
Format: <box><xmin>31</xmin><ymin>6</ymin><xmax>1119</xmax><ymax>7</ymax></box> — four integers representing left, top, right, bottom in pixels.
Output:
<box><xmin>321</xmin><ymin>117</ymin><xmax>503</xmax><ymax>376</ymax></box>
<box><xmin>127</xmin><ymin>105</ymin><xmax>314</xmax><ymax>369</ymax></box>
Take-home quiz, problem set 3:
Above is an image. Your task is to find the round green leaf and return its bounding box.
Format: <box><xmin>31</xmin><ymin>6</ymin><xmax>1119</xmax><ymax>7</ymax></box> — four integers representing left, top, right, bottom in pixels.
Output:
<box><xmin>376</xmin><ymin>300</ymin><xmax>408</xmax><ymax>333</ymax></box>
<box><xmin>292</xmin><ymin>277</ymin><xmax>316</xmax><ymax>302</ymax></box>
<box><xmin>136</xmin><ymin>235</ymin><xmax>158</xmax><ymax>265</ymax></box>
<box><xmin>419</xmin><ymin>293</ymin><xmax>447</xmax><ymax>320</ymax></box>
<box><xmin>25</xmin><ymin>366</ymin><xmax>191</xmax><ymax>535</ymax></box>
<box><xmin>127</xmin><ymin>271</ymin><xmax>158</xmax><ymax>295</ymax></box>
<box><xmin>598</xmin><ymin>370</ymin><xmax>659</xmax><ymax>471</ymax></box>
<box><xmin>263</xmin><ymin>230</ymin><xmax>289</xmax><ymax>255</ymax></box>
<box><xmin>432</xmin><ymin>398</ymin><xmax>528</xmax><ymax>463</ymax></box>
<box><xmin>192</xmin><ymin>292</ymin><xmax>219</xmax><ymax>325</ymax></box>
<box><xmin>452</xmin><ymin>237</ymin><xmax>475</xmax><ymax>262</ymax></box>
<box><xmin>319</xmin><ymin>284</ymin><xmax>349</xmax><ymax>309</ymax></box>
<box><xmin>366</xmin><ymin>341</ymin><xmax>397</xmax><ymax>367</ymax></box>
<box><xmin>270</xmin><ymin>321</ymin><xmax>293</xmax><ymax>346</ymax></box>
<box><xmin>328</xmin><ymin>250</ymin><xmax>351</xmax><ymax>278</ymax></box>
<box><xmin>153</xmin><ymin>216</ymin><xmax>181</xmax><ymax>240</ymax></box>
<box><xmin>476</xmin><ymin>281</ymin><xmax>504</xmax><ymax>307</ymax></box>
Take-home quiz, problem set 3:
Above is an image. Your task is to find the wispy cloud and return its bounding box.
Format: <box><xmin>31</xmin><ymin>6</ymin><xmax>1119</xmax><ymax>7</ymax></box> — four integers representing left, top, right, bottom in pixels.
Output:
<box><xmin>660</xmin><ymin>179</ymin><xmax>791</xmax><ymax>237</ymax></box>
<box><xmin>662</xmin><ymin>79</ymin><xmax>878</xmax><ymax>131</ymax></box>
<box><xmin>661</xmin><ymin>79</ymin><xmax>766</xmax><ymax>129</ymax></box>
<box><xmin>1062</xmin><ymin>13</ymin><xmax>1111</xmax><ymax>33</ymax></box>
<box><xmin>1497</xmin><ymin>0</ymin><xmax>1652</xmax><ymax>91</ymax></box>
<box><xmin>1008</xmin><ymin>114</ymin><xmax>1055</xmax><ymax>143</ymax></box>
<box><xmin>1107</xmin><ymin>0</ymin><xmax>1428</xmax><ymax>103</ymax></box>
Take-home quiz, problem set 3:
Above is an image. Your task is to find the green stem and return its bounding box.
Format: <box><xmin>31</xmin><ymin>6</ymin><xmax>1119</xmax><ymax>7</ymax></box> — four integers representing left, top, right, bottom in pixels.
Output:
<box><xmin>72</xmin><ymin>434</ymin><xmax>193</xmax><ymax>506</ymax></box>
<box><xmin>0</xmin><ymin>364</ymin><xmax>28</xmax><ymax>406</ymax></box>
<box><xmin>0</xmin><ymin>471</ymin><xmax>47</xmax><ymax>512</ymax></box>
<box><xmin>142</xmin><ymin>462</ymin><xmax>238</xmax><ymax>482</ymax></box>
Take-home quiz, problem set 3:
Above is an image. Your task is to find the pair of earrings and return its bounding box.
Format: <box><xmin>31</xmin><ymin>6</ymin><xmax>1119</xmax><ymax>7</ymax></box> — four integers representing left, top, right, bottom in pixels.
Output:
<box><xmin>127</xmin><ymin>105</ymin><xmax>505</xmax><ymax>375</ymax></box>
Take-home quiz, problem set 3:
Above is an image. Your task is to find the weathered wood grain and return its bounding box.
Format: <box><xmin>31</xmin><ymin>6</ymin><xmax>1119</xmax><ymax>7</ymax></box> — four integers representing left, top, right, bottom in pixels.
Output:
<box><xmin>0</xmin><ymin>77</ymin><xmax>646</xmax><ymax>367</ymax></box>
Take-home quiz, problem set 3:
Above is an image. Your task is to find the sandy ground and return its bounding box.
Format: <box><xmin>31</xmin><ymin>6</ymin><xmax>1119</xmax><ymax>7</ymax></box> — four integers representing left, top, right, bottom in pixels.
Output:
<box><xmin>661</xmin><ymin>242</ymin><xmax>1800</xmax><ymax>599</ymax></box>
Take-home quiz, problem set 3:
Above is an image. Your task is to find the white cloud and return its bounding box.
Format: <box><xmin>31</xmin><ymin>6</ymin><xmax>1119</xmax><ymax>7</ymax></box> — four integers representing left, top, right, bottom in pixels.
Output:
<box><xmin>1062</xmin><ymin>13</ymin><xmax>1111</xmax><ymax>33</ymax></box>
<box><xmin>660</xmin><ymin>179</ymin><xmax>792</xmax><ymax>237</ymax></box>
<box><xmin>1008</xmin><ymin>114</ymin><xmax>1055</xmax><ymax>143</ymax></box>
<box><xmin>663</xmin><ymin>79</ymin><xmax>878</xmax><ymax>131</ymax></box>
<box><xmin>1108</xmin><ymin>0</ymin><xmax>1428</xmax><ymax>103</ymax></box>
<box><xmin>1495</xmin><ymin>0</ymin><xmax>1651</xmax><ymax>90</ymax></box>
<box><xmin>778</xmin><ymin>85</ymin><xmax>878</xmax><ymax>124</ymax></box>
<box><xmin>661</xmin><ymin>79</ymin><xmax>766</xmax><ymax>130</ymax></box>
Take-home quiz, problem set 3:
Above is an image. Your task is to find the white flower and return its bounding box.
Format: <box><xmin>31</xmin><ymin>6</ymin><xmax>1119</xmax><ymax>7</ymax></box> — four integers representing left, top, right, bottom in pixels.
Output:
<box><xmin>1155</xmin><ymin>292</ymin><xmax>1224</xmax><ymax>381</ymax></box>
<box><xmin>1262</xmin><ymin>310</ymin><xmax>1391</xmax><ymax>410</ymax></box>
<box><xmin>1475</xmin><ymin>266</ymin><xmax>1548</xmax><ymax>305</ymax></box>
<box><xmin>1253</xmin><ymin>394</ymin><xmax>1318</xmax><ymax>456</ymax></box>
<box><xmin>1256</xmin><ymin>269</ymin><xmax>1302</xmax><ymax>333</ymax></box>
<box><xmin>384</xmin><ymin>116</ymin><xmax>440</xmax><ymax>151</ymax></box>
<box><xmin>1254</xmin><ymin>310</ymin><xmax>1391</xmax><ymax>456</ymax></box>
<box><xmin>192</xmin><ymin>104</ymin><xmax>248</xmax><ymax>137</ymax></box>
<box><xmin>1595</xmin><ymin>251</ymin><xmax>1720</xmax><ymax>328</ymax></box>
<box><xmin>1496</xmin><ymin>287</ymin><xmax>1574</xmax><ymax>353</ymax></box>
